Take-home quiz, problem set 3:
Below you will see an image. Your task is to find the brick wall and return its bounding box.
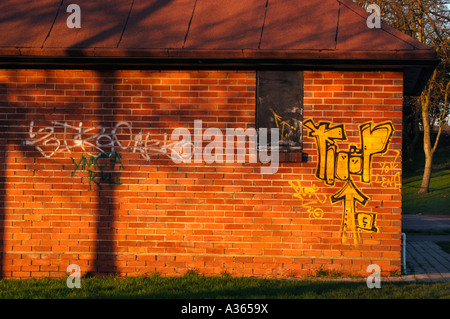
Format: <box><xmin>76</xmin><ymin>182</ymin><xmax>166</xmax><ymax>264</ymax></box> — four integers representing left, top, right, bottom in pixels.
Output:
<box><xmin>0</xmin><ymin>69</ymin><xmax>403</xmax><ymax>279</ymax></box>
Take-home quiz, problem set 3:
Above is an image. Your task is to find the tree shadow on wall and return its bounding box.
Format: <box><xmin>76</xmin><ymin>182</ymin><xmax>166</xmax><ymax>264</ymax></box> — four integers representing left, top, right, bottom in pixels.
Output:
<box><xmin>0</xmin><ymin>80</ymin><xmax>33</xmax><ymax>279</ymax></box>
<box><xmin>58</xmin><ymin>0</ymin><xmax>177</xmax><ymax>276</ymax></box>
<box><xmin>92</xmin><ymin>70</ymin><xmax>120</xmax><ymax>275</ymax></box>
<box><xmin>0</xmin><ymin>83</ymin><xmax>6</xmax><ymax>278</ymax></box>
<box><xmin>0</xmin><ymin>0</ymin><xmax>275</xmax><ymax>278</ymax></box>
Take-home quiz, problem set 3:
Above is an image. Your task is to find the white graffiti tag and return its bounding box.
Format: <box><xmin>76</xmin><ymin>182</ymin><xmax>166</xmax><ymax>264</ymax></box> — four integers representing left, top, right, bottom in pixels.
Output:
<box><xmin>25</xmin><ymin>121</ymin><xmax>190</xmax><ymax>161</ymax></box>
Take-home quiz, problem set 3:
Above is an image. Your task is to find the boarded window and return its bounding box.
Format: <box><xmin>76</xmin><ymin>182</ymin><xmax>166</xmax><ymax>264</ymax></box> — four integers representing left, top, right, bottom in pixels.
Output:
<box><xmin>256</xmin><ymin>71</ymin><xmax>304</xmax><ymax>159</ymax></box>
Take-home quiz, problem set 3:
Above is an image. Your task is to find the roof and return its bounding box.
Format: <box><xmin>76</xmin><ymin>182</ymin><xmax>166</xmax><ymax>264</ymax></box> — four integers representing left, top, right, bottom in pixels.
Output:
<box><xmin>0</xmin><ymin>0</ymin><xmax>439</xmax><ymax>95</ymax></box>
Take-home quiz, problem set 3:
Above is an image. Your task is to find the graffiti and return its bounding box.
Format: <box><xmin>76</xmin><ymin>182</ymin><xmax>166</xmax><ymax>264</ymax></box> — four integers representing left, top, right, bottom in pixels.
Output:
<box><xmin>26</xmin><ymin>120</ymin><xmax>280</xmax><ymax>174</ymax></box>
<box><xmin>359</xmin><ymin>121</ymin><xmax>395</xmax><ymax>183</ymax></box>
<box><xmin>289</xmin><ymin>180</ymin><xmax>327</xmax><ymax>219</ymax></box>
<box><xmin>269</xmin><ymin>108</ymin><xmax>298</xmax><ymax>139</ymax></box>
<box><xmin>302</xmin><ymin>120</ymin><xmax>346</xmax><ymax>184</ymax></box>
<box><xmin>300</xmin><ymin>119</ymin><xmax>395</xmax><ymax>245</ymax></box>
<box><xmin>330</xmin><ymin>179</ymin><xmax>378</xmax><ymax>245</ymax></box>
<box><xmin>25</xmin><ymin>121</ymin><xmax>189</xmax><ymax>161</ymax></box>
<box><xmin>289</xmin><ymin>181</ymin><xmax>325</xmax><ymax>219</ymax></box>
<box><xmin>71</xmin><ymin>151</ymin><xmax>125</xmax><ymax>189</ymax></box>
<box><xmin>302</xmin><ymin>119</ymin><xmax>394</xmax><ymax>185</ymax></box>
<box><xmin>132</xmin><ymin>130</ymin><xmax>191</xmax><ymax>162</ymax></box>
<box><xmin>356</xmin><ymin>212</ymin><xmax>378</xmax><ymax>233</ymax></box>
<box><xmin>330</xmin><ymin>179</ymin><xmax>368</xmax><ymax>245</ymax></box>
<box><xmin>373</xmin><ymin>150</ymin><xmax>401</xmax><ymax>190</ymax></box>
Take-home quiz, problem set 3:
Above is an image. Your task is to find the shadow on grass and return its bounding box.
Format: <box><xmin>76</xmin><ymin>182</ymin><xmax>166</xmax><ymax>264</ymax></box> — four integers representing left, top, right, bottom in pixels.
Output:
<box><xmin>402</xmin><ymin>164</ymin><xmax>450</xmax><ymax>215</ymax></box>
<box><xmin>1</xmin><ymin>273</ymin><xmax>449</xmax><ymax>299</ymax></box>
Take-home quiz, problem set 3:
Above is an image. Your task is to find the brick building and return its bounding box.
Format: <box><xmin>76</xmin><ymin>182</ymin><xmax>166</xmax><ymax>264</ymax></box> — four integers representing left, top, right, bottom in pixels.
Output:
<box><xmin>0</xmin><ymin>0</ymin><xmax>438</xmax><ymax>278</ymax></box>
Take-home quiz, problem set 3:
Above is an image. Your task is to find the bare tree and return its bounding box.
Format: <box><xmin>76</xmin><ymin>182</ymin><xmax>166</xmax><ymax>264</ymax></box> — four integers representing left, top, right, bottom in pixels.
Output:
<box><xmin>355</xmin><ymin>0</ymin><xmax>450</xmax><ymax>193</ymax></box>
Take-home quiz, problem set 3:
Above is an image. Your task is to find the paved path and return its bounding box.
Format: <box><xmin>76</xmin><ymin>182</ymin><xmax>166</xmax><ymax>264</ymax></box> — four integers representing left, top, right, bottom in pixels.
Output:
<box><xmin>402</xmin><ymin>214</ymin><xmax>450</xmax><ymax>231</ymax></box>
<box><xmin>400</xmin><ymin>215</ymin><xmax>450</xmax><ymax>282</ymax></box>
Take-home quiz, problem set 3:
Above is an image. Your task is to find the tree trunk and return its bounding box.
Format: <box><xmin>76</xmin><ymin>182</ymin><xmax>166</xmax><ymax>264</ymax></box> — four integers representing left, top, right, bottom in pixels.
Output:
<box><xmin>418</xmin><ymin>151</ymin><xmax>433</xmax><ymax>193</ymax></box>
<box><xmin>418</xmin><ymin>101</ymin><xmax>433</xmax><ymax>194</ymax></box>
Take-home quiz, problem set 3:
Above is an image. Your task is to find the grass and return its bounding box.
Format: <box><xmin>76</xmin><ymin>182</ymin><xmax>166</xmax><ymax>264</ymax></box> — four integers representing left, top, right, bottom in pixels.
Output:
<box><xmin>310</xmin><ymin>266</ymin><xmax>346</xmax><ymax>279</ymax></box>
<box><xmin>402</xmin><ymin>142</ymin><xmax>450</xmax><ymax>216</ymax></box>
<box><xmin>0</xmin><ymin>272</ymin><xmax>449</xmax><ymax>299</ymax></box>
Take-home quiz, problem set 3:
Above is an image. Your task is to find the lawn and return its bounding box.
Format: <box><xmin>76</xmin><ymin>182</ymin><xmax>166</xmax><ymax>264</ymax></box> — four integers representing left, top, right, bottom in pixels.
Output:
<box><xmin>402</xmin><ymin>142</ymin><xmax>450</xmax><ymax>216</ymax></box>
<box><xmin>0</xmin><ymin>272</ymin><xmax>448</xmax><ymax>299</ymax></box>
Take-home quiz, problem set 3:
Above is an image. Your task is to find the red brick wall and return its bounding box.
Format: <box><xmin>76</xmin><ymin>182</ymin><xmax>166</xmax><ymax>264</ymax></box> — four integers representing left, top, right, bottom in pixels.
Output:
<box><xmin>0</xmin><ymin>69</ymin><xmax>403</xmax><ymax>279</ymax></box>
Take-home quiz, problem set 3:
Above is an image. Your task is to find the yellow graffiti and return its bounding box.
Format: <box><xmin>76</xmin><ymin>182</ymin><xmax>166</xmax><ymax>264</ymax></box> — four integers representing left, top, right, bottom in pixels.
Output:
<box><xmin>302</xmin><ymin>119</ymin><xmax>346</xmax><ymax>184</ymax></box>
<box><xmin>270</xmin><ymin>108</ymin><xmax>297</xmax><ymax>139</ymax></box>
<box><xmin>302</xmin><ymin>119</ymin><xmax>394</xmax><ymax>185</ymax></box>
<box><xmin>331</xmin><ymin>179</ymin><xmax>369</xmax><ymax>245</ymax></box>
<box><xmin>360</xmin><ymin>121</ymin><xmax>395</xmax><ymax>183</ymax></box>
<box><xmin>289</xmin><ymin>180</ymin><xmax>327</xmax><ymax>219</ymax></box>
<box><xmin>373</xmin><ymin>150</ymin><xmax>401</xmax><ymax>190</ymax></box>
<box><xmin>301</xmin><ymin>119</ymin><xmax>395</xmax><ymax>245</ymax></box>
<box><xmin>356</xmin><ymin>212</ymin><xmax>378</xmax><ymax>233</ymax></box>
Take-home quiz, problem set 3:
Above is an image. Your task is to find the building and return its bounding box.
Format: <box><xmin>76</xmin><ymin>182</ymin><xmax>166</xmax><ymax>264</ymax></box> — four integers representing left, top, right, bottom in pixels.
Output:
<box><xmin>0</xmin><ymin>0</ymin><xmax>438</xmax><ymax>278</ymax></box>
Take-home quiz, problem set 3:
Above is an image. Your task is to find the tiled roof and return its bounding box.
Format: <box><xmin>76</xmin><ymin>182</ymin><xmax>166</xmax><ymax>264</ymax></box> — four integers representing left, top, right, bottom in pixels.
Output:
<box><xmin>0</xmin><ymin>0</ymin><xmax>438</xmax><ymax>95</ymax></box>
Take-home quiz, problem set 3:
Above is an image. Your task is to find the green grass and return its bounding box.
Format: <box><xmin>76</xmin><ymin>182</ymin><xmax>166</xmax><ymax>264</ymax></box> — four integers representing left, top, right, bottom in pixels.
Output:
<box><xmin>402</xmin><ymin>144</ymin><xmax>450</xmax><ymax>216</ymax></box>
<box><xmin>0</xmin><ymin>272</ymin><xmax>449</xmax><ymax>299</ymax></box>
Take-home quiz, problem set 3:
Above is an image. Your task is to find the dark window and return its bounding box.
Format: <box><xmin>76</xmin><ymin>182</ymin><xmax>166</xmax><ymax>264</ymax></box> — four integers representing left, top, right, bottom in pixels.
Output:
<box><xmin>256</xmin><ymin>71</ymin><xmax>304</xmax><ymax>160</ymax></box>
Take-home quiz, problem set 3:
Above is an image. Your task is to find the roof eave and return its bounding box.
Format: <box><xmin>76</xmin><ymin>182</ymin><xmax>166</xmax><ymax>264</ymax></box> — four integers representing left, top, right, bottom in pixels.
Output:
<box><xmin>0</xmin><ymin>50</ymin><xmax>439</xmax><ymax>96</ymax></box>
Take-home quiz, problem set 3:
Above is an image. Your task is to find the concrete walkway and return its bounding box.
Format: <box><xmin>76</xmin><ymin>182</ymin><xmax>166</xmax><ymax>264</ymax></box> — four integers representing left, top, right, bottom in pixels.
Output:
<box><xmin>400</xmin><ymin>215</ymin><xmax>450</xmax><ymax>282</ymax></box>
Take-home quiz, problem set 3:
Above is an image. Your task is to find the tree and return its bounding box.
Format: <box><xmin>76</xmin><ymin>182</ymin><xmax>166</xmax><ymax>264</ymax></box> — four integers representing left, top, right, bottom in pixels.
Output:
<box><xmin>355</xmin><ymin>0</ymin><xmax>450</xmax><ymax>193</ymax></box>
